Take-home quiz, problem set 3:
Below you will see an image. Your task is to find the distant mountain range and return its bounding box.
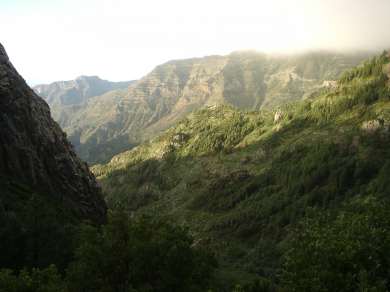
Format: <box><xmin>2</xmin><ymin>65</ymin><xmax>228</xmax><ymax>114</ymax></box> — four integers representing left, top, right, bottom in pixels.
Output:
<box><xmin>35</xmin><ymin>51</ymin><xmax>372</xmax><ymax>164</ymax></box>
<box><xmin>34</xmin><ymin>76</ymin><xmax>135</xmax><ymax>127</ymax></box>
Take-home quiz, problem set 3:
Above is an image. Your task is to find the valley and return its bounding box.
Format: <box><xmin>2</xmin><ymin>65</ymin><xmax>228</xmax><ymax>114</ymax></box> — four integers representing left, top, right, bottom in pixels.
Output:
<box><xmin>36</xmin><ymin>51</ymin><xmax>371</xmax><ymax>164</ymax></box>
<box><xmin>92</xmin><ymin>52</ymin><xmax>390</xmax><ymax>289</ymax></box>
<box><xmin>1</xmin><ymin>41</ymin><xmax>390</xmax><ymax>291</ymax></box>
<box><xmin>2</xmin><ymin>0</ymin><xmax>390</xmax><ymax>289</ymax></box>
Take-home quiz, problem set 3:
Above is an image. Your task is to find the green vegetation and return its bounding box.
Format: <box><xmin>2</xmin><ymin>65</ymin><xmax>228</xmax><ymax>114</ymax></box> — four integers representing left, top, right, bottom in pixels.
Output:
<box><xmin>66</xmin><ymin>211</ymin><xmax>216</xmax><ymax>292</ymax></box>
<box><xmin>0</xmin><ymin>265</ymin><xmax>66</xmax><ymax>292</ymax></box>
<box><xmin>93</xmin><ymin>52</ymin><xmax>390</xmax><ymax>289</ymax></box>
<box><xmin>2</xmin><ymin>52</ymin><xmax>390</xmax><ymax>291</ymax></box>
<box><xmin>40</xmin><ymin>51</ymin><xmax>370</xmax><ymax>164</ymax></box>
<box><xmin>283</xmin><ymin>197</ymin><xmax>390</xmax><ymax>291</ymax></box>
<box><xmin>0</xmin><ymin>179</ymin><xmax>77</xmax><ymax>272</ymax></box>
<box><xmin>0</xmin><ymin>211</ymin><xmax>217</xmax><ymax>292</ymax></box>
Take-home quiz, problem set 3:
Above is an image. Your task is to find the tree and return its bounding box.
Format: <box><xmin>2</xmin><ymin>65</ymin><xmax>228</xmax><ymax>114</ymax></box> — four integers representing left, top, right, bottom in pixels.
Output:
<box><xmin>282</xmin><ymin>197</ymin><xmax>390</xmax><ymax>291</ymax></box>
<box><xmin>66</xmin><ymin>211</ymin><xmax>217</xmax><ymax>292</ymax></box>
<box><xmin>0</xmin><ymin>265</ymin><xmax>66</xmax><ymax>292</ymax></box>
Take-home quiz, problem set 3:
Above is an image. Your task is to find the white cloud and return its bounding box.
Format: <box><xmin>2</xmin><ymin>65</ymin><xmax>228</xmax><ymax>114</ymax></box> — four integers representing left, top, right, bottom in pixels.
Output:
<box><xmin>1</xmin><ymin>0</ymin><xmax>390</xmax><ymax>85</ymax></box>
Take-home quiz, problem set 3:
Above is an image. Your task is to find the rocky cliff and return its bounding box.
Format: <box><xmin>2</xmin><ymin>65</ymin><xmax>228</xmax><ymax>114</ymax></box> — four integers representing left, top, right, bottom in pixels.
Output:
<box><xmin>0</xmin><ymin>43</ymin><xmax>106</xmax><ymax>224</ymax></box>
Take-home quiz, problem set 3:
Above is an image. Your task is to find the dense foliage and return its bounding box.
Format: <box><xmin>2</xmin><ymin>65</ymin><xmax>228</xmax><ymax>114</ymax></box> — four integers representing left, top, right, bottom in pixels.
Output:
<box><xmin>0</xmin><ymin>212</ymin><xmax>217</xmax><ymax>292</ymax></box>
<box><xmin>283</xmin><ymin>197</ymin><xmax>390</xmax><ymax>291</ymax></box>
<box><xmin>66</xmin><ymin>211</ymin><xmax>216</xmax><ymax>292</ymax></box>
<box><xmin>0</xmin><ymin>265</ymin><xmax>65</xmax><ymax>292</ymax></box>
<box><xmin>93</xmin><ymin>52</ymin><xmax>390</xmax><ymax>288</ymax></box>
<box><xmin>2</xmin><ymin>52</ymin><xmax>390</xmax><ymax>291</ymax></box>
<box><xmin>0</xmin><ymin>179</ymin><xmax>76</xmax><ymax>272</ymax></box>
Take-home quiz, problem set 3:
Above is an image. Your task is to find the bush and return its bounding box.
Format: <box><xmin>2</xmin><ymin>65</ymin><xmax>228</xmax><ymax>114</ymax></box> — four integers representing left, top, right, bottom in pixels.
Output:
<box><xmin>282</xmin><ymin>197</ymin><xmax>390</xmax><ymax>291</ymax></box>
<box><xmin>0</xmin><ymin>265</ymin><xmax>66</xmax><ymax>292</ymax></box>
<box><xmin>66</xmin><ymin>211</ymin><xmax>217</xmax><ymax>292</ymax></box>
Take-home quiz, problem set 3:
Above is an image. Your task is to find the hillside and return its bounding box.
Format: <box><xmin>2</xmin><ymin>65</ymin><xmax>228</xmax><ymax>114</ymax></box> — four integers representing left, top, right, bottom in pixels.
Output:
<box><xmin>0</xmin><ymin>43</ymin><xmax>107</xmax><ymax>271</ymax></box>
<box><xmin>42</xmin><ymin>51</ymin><xmax>371</xmax><ymax>164</ymax></box>
<box><xmin>93</xmin><ymin>52</ymin><xmax>390</xmax><ymax>286</ymax></box>
<box><xmin>34</xmin><ymin>76</ymin><xmax>134</xmax><ymax>128</ymax></box>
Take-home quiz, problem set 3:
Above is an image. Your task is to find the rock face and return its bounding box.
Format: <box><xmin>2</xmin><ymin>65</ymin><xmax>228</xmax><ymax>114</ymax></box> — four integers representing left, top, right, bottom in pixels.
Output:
<box><xmin>0</xmin><ymin>43</ymin><xmax>106</xmax><ymax>224</ymax></box>
<box><xmin>34</xmin><ymin>76</ymin><xmax>134</xmax><ymax>128</ymax></box>
<box><xmin>274</xmin><ymin>110</ymin><xmax>283</xmax><ymax>123</ymax></box>
<box><xmin>322</xmin><ymin>80</ymin><xmax>338</xmax><ymax>88</ymax></box>
<box><xmin>361</xmin><ymin>119</ymin><xmax>383</xmax><ymax>134</ymax></box>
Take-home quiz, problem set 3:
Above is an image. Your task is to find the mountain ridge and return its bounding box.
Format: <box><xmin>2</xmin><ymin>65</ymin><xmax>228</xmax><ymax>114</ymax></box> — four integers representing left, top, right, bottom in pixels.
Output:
<box><xmin>0</xmin><ymin>42</ymin><xmax>107</xmax><ymax>270</ymax></box>
<box><xmin>34</xmin><ymin>76</ymin><xmax>135</xmax><ymax>127</ymax></box>
<box><xmin>37</xmin><ymin>50</ymin><xmax>372</xmax><ymax>164</ymax></box>
<box><xmin>0</xmin><ymin>43</ymin><xmax>107</xmax><ymax>222</ymax></box>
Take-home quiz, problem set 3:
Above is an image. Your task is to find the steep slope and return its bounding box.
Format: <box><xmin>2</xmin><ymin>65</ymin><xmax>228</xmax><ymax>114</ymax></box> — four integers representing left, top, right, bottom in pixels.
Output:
<box><xmin>0</xmin><ymin>43</ymin><xmax>106</xmax><ymax>270</ymax></box>
<box><xmin>93</xmin><ymin>52</ymin><xmax>390</xmax><ymax>283</ymax></box>
<box><xmin>34</xmin><ymin>76</ymin><xmax>134</xmax><ymax>127</ymax></box>
<box><xmin>60</xmin><ymin>51</ymin><xmax>371</xmax><ymax>164</ymax></box>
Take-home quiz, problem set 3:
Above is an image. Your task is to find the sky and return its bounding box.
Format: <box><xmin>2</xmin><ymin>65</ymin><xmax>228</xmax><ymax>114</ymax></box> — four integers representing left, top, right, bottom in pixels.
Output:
<box><xmin>1</xmin><ymin>0</ymin><xmax>390</xmax><ymax>85</ymax></box>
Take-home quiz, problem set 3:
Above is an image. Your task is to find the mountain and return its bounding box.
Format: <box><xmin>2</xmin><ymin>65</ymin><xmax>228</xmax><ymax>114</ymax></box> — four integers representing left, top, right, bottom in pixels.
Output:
<box><xmin>34</xmin><ymin>76</ymin><xmax>134</xmax><ymax>128</ymax></box>
<box><xmin>0</xmin><ymin>43</ymin><xmax>107</xmax><ymax>270</ymax></box>
<box><xmin>93</xmin><ymin>52</ymin><xmax>390</xmax><ymax>285</ymax></box>
<box><xmin>42</xmin><ymin>51</ymin><xmax>371</xmax><ymax>164</ymax></box>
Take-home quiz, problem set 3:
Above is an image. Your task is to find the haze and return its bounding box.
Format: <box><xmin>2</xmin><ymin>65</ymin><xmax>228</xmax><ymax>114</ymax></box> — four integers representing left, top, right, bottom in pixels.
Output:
<box><xmin>1</xmin><ymin>0</ymin><xmax>390</xmax><ymax>85</ymax></box>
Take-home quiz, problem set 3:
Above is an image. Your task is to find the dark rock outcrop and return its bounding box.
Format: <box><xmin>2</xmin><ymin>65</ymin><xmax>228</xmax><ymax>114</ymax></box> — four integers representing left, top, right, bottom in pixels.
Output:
<box><xmin>0</xmin><ymin>43</ymin><xmax>106</xmax><ymax>224</ymax></box>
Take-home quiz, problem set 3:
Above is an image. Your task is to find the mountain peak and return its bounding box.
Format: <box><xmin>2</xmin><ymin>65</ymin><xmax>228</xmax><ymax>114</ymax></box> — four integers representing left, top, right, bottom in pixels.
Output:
<box><xmin>0</xmin><ymin>42</ymin><xmax>9</xmax><ymax>61</ymax></box>
<box><xmin>0</xmin><ymin>43</ymin><xmax>107</xmax><ymax>224</ymax></box>
<box><xmin>76</xmin><ymin>75</ymin><xmax>101</xmax><ymax>81</ymax></box>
